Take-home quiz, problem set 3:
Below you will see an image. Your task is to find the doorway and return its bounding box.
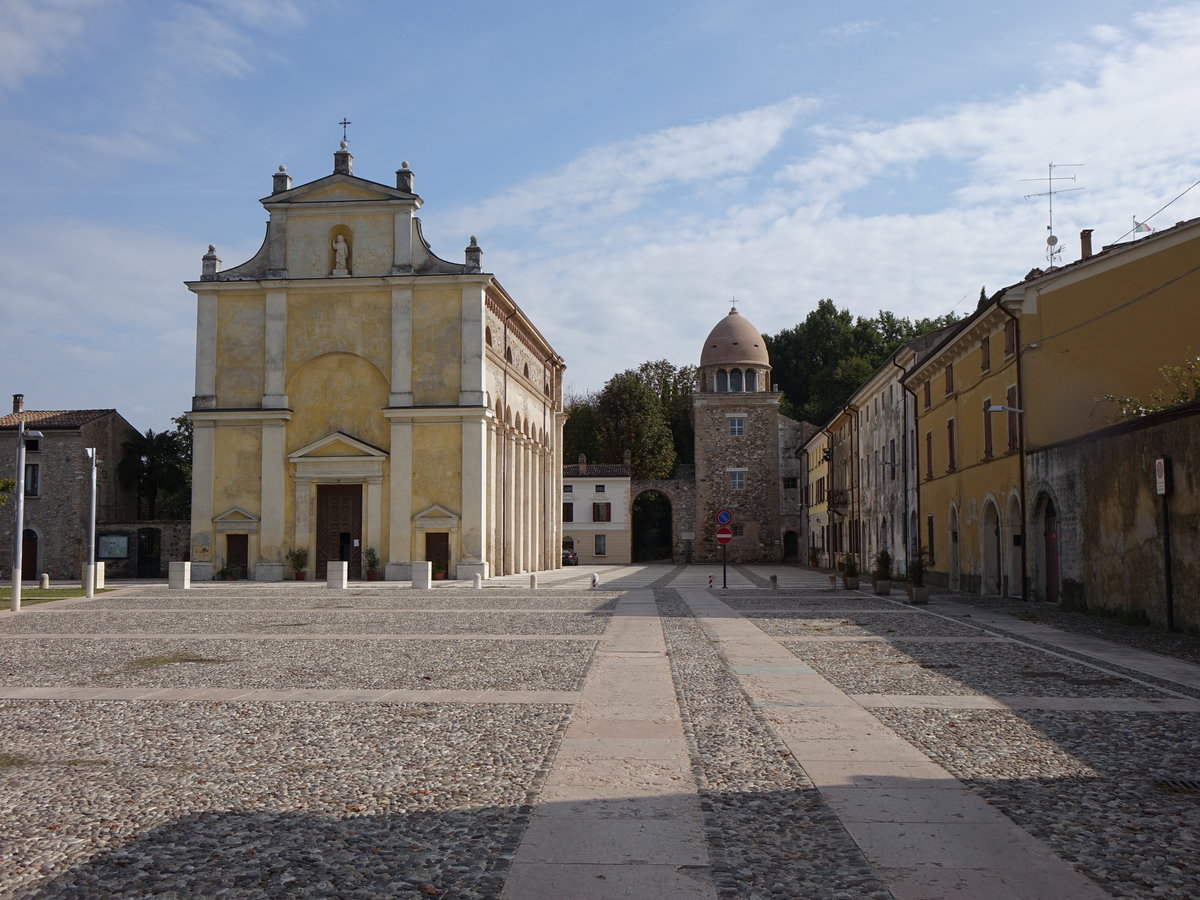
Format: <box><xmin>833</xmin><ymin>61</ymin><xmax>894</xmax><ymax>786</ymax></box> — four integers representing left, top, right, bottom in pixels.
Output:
<box><xmin>316</xmin><ymin>484</ymin><xmax>362</xmax><ymax>578</ymax></box>
<box><xmin>138</xmin><ymin>527</ymin><xmax>162</xmax><ymax>578</ymax></box>
<box><xmin>226</xmin><ymin>534</ymin><xmax>248</xmax><ymax>579</ymax></box>
<box><xmin>632</xmin><ymin>491</ymin><xmax>672</xmax><ymax>561</ymax></box>
<box><xmin>425</xmin><ymin>532</ymin><xmax>450</xmax><ymax>577</ymax></box>
<box><xmin>21</xmin><ymin>529</ymin><xmax>37</xmax><ymax>581</ymax></box>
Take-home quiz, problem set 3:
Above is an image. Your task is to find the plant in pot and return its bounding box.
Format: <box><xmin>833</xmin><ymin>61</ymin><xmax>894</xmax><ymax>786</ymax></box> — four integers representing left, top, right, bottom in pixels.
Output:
<box><xmin>432</xmin><ymin>561</ymin><xmax>448</xmax><ymax>581</ymax></box>
<box><xmin>364</xmin><ymin>547</ymin><xmax>380</xmax><ymax>581</ymax></box>
<box><xmin>809</xmin><ymin>545</ymin><xmax>821</xmax><ymax>568</ymax></box>
<box><xmin>841</xmin><ymin>553</ymin><xmax>859</xmax><ymax>590</ymax></box>
<box><xmin>217</xmin><ymin>565</ymin><xmax>235</xmax><ymax>581</ymax></box>
<box><xmin>873</xmin><ymin>548</ymin><xmax>892</xmax><ymax>596</ymax></box>
<box><xmin>286</xmin><ymin>546</ymin><xmax>309</xmax><ymax>581</ymax></box>
<box><xmin>908</xmin><ymin>546</ymin><xmax>930</xmax><ymax>604</ymax></box>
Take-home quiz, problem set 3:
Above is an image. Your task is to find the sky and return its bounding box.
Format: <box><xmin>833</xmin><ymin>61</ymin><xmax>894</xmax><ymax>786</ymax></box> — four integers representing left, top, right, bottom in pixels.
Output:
<box><xmin>3</xmin><ymin>0</ymin><xmax>1200</xmax><ymax>433</ymax></box>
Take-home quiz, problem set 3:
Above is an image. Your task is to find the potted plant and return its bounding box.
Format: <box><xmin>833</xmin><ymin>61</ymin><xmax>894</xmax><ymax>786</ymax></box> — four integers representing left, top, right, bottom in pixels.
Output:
<box><xmin>873</xmin><ymin>548</ymin><xmax>892</xmax><ymax>596</ymax></box>
<box><xmin>907</xmin><ymin>546</ymin><xmax>930</xmax><ymax>604</ymax></box>
<box><xmin>432</xmin><ymin>561</ymin><xmax>447</xmax><ymax>581</ymax></box>
<box><xmin>809</xmin><ymin>546</ymin><xmax>821</xmax><ymax>568</ymax></box>
<box><xmin>286</xmin><ymin>546</ymin><xmax>309</xmax><ymax>581</ymax></box>
<box><xmin>217</xmin><ymin>565</ymin><xmax>235</xmax><ymax>581</ymax></box>
<box><xmin>364</xmin><ymin>547</ymin><xmax>380</xmax><ymax>581</ymax></box>
<box><xmin>841</xmin><ymin>553</ymin><xmax>859</xmax><ymax>590</ymax></box>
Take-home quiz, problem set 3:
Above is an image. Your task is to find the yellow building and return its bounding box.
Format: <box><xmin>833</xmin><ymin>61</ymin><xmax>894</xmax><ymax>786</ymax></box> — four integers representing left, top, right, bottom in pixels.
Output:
<box><xmin>186</xmin><ymin>144</ymin><xmax>565</xmax><ymax>581</ymax></box>
<box><xmin>905</xmin><ymin>217</ymin><xmax>1200</xmax><ymax>599</ymax></box>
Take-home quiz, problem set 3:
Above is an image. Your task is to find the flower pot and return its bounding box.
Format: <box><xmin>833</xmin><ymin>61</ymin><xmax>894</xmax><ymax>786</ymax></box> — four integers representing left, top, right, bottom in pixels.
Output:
<box><xmin>874</xmin><ymin>579</ymin><xmax>891</xmax><ymax>596</ymax></box>
<box><xmin>294</xmin><ymin>572</ymin><xmax>306</xmax><ymax>581</ymax></box>
<box><xmin>843</xmin><ymin>575</ymin><xmax>859</xmax><ymax>590</ymax></box>
<box><xmin>367</xmin><ymin>571</ymin><xmax>378</xmax><ymax>582</ymax></box>
<box><xmin>909</xmin><ymin>586</ymin><xmax>930</xmax><ymax>605</ymax></box>
<box><xmin>433</xmin><ymin>572</ymin><xmax>446</xmax><ymax>580</ymax></box>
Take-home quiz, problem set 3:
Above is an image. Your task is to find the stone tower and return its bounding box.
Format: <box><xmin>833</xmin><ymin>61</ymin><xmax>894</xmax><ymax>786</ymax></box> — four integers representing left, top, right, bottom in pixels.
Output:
<box><xmin>692</xmin><ymin>307</ymin><xmax>786</xmax><ymax>562</ymax></box>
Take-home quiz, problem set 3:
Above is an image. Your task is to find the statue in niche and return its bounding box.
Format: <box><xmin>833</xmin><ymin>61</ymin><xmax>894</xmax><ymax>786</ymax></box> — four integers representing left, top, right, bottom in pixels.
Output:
<box><xmin>332</xmin><ymin>234</ymin><xmax>350</xmax><ymax>276</ymax></box>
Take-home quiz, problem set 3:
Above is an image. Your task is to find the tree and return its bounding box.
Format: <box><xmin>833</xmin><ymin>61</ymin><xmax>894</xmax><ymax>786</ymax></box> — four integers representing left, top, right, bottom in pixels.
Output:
<box><xmin>1098</xmin><ymin>348</ymin><xmax>1200</xmax><ymax>420</ymax></box>
<box><xmin>562</xmin><ymin>390</ymin><xmax>602</xmax><ymax>466</ymax></box>
<box><xmin>119</xmin><ymin>425</ymin><xmax>189</xmax><ymax>520</ymax></box>
<box><xmin>595</xmin><ymin>372</ymin><xmax>676</xmax><ymax>479</ymax></box>
<box><xmin>628</xmin><ymin>360</ymin><xmax>697</xmax><ymax>464</ymax></box>
<box><xmin>155</xmin><ymin>414</ymin><xmax>193</xmax><ymax>519</ymax></box>
<box><xmin>0</xmin><ymin>477</ymin><xmax>13</xmax><ymax>507</ymax></box>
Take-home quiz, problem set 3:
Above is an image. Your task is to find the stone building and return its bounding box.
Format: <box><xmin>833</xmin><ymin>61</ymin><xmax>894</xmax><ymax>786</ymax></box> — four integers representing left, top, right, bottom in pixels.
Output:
<box><xmin>562</xmin><ymin>460</ymin><xmax>632</xmax><ymax>565</ymax></box>
<box><xmin>627</xmin><ymin>308</ymin><xmax>816</xmax><ymax>564</ymax></box>
<box><xmin>186</xmin><ymin>144</ymin><xmax>565</xmax><ymax>581</ymax></box>
<box><xmin>0</xmin><ymin>394</ymin><xmax>139</xmax><ymax>581</ymax></box>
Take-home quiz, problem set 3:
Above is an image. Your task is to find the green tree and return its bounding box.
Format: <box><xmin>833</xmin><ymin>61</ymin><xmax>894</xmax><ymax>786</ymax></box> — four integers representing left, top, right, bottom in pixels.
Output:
<box><xmin>119</xmin><ymin>426</ymin><xmax>189</xmax><ymax>519</ymax></box>
<box><xmin>595</xmin><ymin>372</ymin><xmax>676</xmax><ymax>479</ymax></box>
<box><xmin>0</xmin><ymin>477</ymin><xmax>13</xmax><ymax>507</ymax></box>
<box><xmin>155</xmin><ymin>414</ymin><xmax>193</xmax><ymax>519</ymax></box>
<box><xmin>628</xmin><ymin>359</ymin><xmax>697</xmax><ymax>464</ymax></box>
<box><xmin>1098</xmin><ymin>348</ymin><xmax>1200</xmax><ymax>420</ymax></box>
<box><xmin>562</xmin><ymin>390</ymin><xmax>602</xmax><ymax>466</ymax></box>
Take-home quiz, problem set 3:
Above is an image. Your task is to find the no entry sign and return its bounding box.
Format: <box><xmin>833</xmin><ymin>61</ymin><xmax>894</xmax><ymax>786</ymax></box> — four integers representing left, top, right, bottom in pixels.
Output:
<box><xmin>715</xmin><ymin>526</ymin><xmax>734</xmax><ymax>544</ymax></box>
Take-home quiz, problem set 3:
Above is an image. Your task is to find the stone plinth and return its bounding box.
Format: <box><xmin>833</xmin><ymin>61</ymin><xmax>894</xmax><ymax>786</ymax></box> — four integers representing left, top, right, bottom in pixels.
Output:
<box><xmin>457</xmin><ymin>561</ymin><xmax>488</xmax><ymax>582</ymax></box>
<box><xmin>169</xmin><ymin>561</ymin><xmax>191</xmax><ymax>590</ymax></box>
<box><xmin>255</xmin><ymin>561</ymin><xmax>284</xmax><ymax>582</ymax></box>
<box><xmin>385</xmin><ymin>562</ymin><xmax>413</xmax><ymax>581</ymax></box>
<box><xmin>327</xmin><ymin>561</ymin><xmax>348</xmax><ymax>589</ymax></box>
<box><xmin>412</xmin><ymin>561</ymin><xmax>432</xmax><ymax>589</ymax></box>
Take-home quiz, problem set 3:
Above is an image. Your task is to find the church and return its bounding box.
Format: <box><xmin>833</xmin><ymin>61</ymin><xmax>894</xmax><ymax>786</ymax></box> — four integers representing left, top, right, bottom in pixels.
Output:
<box><xmin>186</xmin><ymin>143</ymin><xmax>565</xmax><ymax>581</ymax></box>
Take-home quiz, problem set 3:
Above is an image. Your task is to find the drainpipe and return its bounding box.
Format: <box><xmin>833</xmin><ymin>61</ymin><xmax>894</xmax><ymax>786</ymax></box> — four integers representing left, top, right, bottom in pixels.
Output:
<box><xmin>891</xmin><ymin>355</ymin><xmax>911</xmax><ymax>573</ymax></box>
<box><xmin>998</xmin><ymin>298</ymin><xmax>1029</xmax><ymax>601</ymax></box>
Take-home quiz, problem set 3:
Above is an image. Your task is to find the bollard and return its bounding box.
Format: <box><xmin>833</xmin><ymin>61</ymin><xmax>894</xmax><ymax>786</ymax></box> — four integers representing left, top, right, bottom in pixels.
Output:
<box><xmin>95</xmin><ymin>562</ymin><xmax>105</xmax><ymax>589</ymax></box>
<box><xmin>412</xmin><ymin>561</ymin><xmax>432</xmax><ymax>590</ymax></box>
<box><xmin>39</xmin><ymin>573</ymin><xmax>49</xmax><ymax>590</ymax></box>
<box><xmin>169</xmin><ymin>561</ymin><xmax>191</xmax><ymax>590</ymax></box>
<box><xmin>473</xmin><ymin>573</ymin><xmax>482</xmax><ymax>589</ymax></box>
<box><xmin>770</xmin><ymin>575</ymin><xmax>778</xmax><ymax>590</ymax></box>
<box><xmin>708</xmin><ymin>574</ymin><xmax>713</xmax><ymax>588</ymax></box>
<box><xmin>590</xmin><ymin>572</ymin><xmax>599</xmax><ymax>588</ymax></box>
<box><xmin>828</xmin><ymin>574</ymin><xmax>837</xmax><ymax>590</ymax></box>
<box><xmin>530</xmin><ymin>573</ymin><xmax>538</xmax><ymax>589</ymax></box>
<box><xmin>326</xmin><ymin>561</ymin><xmax>349</xmax><ymax>589</ymax></box>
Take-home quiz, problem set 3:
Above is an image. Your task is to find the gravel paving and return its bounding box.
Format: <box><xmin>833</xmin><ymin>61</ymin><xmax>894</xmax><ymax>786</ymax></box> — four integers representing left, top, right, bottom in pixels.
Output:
<box><xmin>0</xmin><ymin>700</ymin><xmax>569</xmax><ymax>899</ymax></box>
<box><xmin>784</xmin><ymin>638</ymin><xmax>1172</xmax><ymax>698</ymax></box>
<box><xmin>0</xmin><ymin>639</ymin><xmax>596</xmax><ymax>691</ymax></box>
<box><xmin>0</xmin><ymin>610</ymin><xmax>609</xmax><ymax>636</ymax></box>
<box><xmin>89</xmin><ymin>588</ymin><xmax>621</xmax><ymax>612</ymax></box>
<box><xmin>657</xmin><ymin>589</ymin><xmax>892</xmax><ymax>899</ymax></box>
<box><xmin>745</xmin><ymin>610</ymin><xmax>985</xmax><ymax>638</ymax></box>
<box><xmin>722</xmin><ymin>594</ymin><xmax>903</xmax><ymax>612</ymax></box>
<box><xmin>875</xmin><ymin>707</ymin><xmax>1200</xmax><ymax>899</ymax></box>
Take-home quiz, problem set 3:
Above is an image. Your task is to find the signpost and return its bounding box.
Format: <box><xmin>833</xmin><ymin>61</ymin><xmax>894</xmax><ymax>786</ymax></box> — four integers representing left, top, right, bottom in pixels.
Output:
<box><xmin>715</xmin><ymin>521</ymin><xmax>733</xmax><ymax>589</ymax></box>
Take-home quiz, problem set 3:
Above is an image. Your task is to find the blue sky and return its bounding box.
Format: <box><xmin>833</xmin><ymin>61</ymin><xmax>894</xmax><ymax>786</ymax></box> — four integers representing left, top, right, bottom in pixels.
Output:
<box><xmin>3</xmin><ymin>0</ymin><xmax>1199</xmax><ymax>432</ymax></box>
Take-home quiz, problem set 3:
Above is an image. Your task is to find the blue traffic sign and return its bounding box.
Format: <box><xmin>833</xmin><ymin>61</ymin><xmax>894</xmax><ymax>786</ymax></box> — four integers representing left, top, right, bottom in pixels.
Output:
<box><xmin>716</xmin><ymin>509</ymin><xmax>732</xmax><ymax>525</ymax></box>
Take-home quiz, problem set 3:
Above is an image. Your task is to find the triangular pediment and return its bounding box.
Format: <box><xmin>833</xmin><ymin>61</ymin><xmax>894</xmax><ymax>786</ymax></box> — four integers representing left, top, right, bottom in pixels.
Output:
<box><xmin>213</xmin><ymin>506</ymin><xmax>259</xmax><ymax>523</ymax></box>
<box><xmin>289</xmin><ymin>431</ymin><xmax>388</xmax><ymax>462</ymax></box>
<box><xmin>264</xmin><ymin>173</ymin><xmax>417</xmax><ymax>206</ymax></box>
<box><xmin>413</xmin><ymin>503</ymin><xmax>459</xmax><ymax>522</ymax></box>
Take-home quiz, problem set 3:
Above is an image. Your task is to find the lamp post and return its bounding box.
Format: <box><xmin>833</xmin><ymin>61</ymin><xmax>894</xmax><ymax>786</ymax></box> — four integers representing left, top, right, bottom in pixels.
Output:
<box><xmin>11</xmin><ymin>421</ymin><xmax>45</xmax><ymax>613</ymax></box>
<box><xmin>84</xmin><ymin>448</ymin><xmax>99</xmax><ymax>598</ymax></box>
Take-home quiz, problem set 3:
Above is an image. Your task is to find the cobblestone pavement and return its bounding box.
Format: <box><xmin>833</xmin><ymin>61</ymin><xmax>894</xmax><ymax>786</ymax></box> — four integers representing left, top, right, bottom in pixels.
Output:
<box><xmin>1</xmin><ymin>568</ymin><xmax>1198</xmax><ymax>897</ymax></box>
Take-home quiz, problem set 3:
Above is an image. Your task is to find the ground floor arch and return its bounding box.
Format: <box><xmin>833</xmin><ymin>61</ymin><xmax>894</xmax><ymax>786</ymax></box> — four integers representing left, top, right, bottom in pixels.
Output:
<box><xmin>981</xmin><ymin>499</ymin><xmax>1001</xmax><ymax>595</ymax></box>
<box><xmin>632</xmin><ymin>490</ymin><xmax>673</xmax><ymax>562</ymax></box>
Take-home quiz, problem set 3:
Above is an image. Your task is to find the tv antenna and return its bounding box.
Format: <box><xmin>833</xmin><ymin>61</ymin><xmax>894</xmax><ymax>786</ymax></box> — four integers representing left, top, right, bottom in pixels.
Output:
<box><xmin>1023</xmin><ymin>162</ymin><xmax>1084</xmax><ymax>266</ymax></box>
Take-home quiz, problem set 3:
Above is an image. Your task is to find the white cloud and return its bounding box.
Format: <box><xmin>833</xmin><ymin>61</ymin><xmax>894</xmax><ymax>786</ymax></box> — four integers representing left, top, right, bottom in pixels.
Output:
<box><xmin>0</xmin><ymin>0</ymin><xmax>104</xmax><ymax>91</ymax></box>
<box><xmin>822</xmin><ymin>19</ymin><xmax>881</xmax><ymax>42</ymax></box>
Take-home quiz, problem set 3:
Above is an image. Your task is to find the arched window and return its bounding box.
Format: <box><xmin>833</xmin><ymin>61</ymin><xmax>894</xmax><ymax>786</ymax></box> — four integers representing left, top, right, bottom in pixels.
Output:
<box><xmin>505</xmin><ymin>346</ymin><xmax>513</xmax><ymax>363</ymax></box>
<box><xmin>523</xmin><ymin>363</ymin><xmax>529</xmax><ymax>378</ymax></box>
<box><xmin>485</xmin><ymin>326</ymin><xmax>493</xmax><ymax>346</ymax></box>
<box><xmin>745</xmin><ymin>369</ymin><xmax>757</xmax><ymax>392</ymax></box>
<box><xmin>716</xmin><ymin>369</ymin><xmax>729</xmax><ymax>392</ymax></box>
<box><xmin>730</xmin><ymin>369</ymin><xmax>744</xmax><ymax>391</ymax></box>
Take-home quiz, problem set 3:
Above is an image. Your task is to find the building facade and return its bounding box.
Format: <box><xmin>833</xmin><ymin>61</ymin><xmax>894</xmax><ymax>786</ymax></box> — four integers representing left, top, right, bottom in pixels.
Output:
<box><xmin>0</xmin><ymin>394</ymin><xmax>139</xmax><ymax>581</ymax></box>
<box><xmin>562</xmin><ymin>462</ymin><xmax>632</xmax><ymax>565</ymax></box>
<box><xmin>187</xmin><ymin>145</ymin><xmax>565</xmax><ymax>581</ymax></box>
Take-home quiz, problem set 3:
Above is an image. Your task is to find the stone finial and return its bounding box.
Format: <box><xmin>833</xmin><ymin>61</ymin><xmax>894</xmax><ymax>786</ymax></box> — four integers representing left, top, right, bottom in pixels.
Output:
<box><xmin>201</xmin><ymin>244</ymin><xmax>221</xmax><ymax>281</ymax></box>
<box><xmin>396</xmin><ymin>161</ymin><xmax>414</xmax><ymax>192</ymax></box>
<box><xmin>465</xmin><ymin>235</ymin><xmax>482</xmax><ymax>273</ymax></box>
<box><xmin>334</xmin><ymin>141</ymin><xmax>353</xmax><ymax>176</ymax></box>
<box><xmin>273</xmin><ymin>164</ymin><xmax>292</xmax><ymax>194</ymax></box>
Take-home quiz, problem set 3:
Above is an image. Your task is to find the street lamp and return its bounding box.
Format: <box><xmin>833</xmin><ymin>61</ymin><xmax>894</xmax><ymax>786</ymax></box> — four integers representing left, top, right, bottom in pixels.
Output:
<box><xmin>986</xmin><ymin>404</ymin><xmax>1025</xmax><ymax>414</ymax></box>
<box><xmin>84</xmin><ymin>448</ymin><xmax>100</xmax><ymax>598</ymax></box>
<box><xmin>11</xmin><ymin>420</ymin><xmax>45</xmax><ymax>613</ymax></box>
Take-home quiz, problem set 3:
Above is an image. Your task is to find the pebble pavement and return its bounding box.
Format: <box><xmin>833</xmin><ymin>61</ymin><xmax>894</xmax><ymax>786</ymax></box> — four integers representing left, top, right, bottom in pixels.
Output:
<box><xmin>2</xmin><ymin>569</ymin><xmax>1199</xmax><ymax>897</ymax></box>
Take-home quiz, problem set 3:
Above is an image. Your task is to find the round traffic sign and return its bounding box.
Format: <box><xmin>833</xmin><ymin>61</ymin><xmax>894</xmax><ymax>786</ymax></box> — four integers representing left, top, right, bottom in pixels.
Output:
<box><xmin>716</xmin><ymin>509</ymin><xmax>732</xmax><ymax>525</ymax></box>
<box><xmin>715</xmin><ymin>526</ymin><xmax>733</xmax><ymax>544</ymax></box>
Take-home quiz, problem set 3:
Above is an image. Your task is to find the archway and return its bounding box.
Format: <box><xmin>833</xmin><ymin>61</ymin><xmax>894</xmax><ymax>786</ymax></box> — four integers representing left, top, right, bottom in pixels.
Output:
<box><xmin>21</xmin><ymin>528</ymin><xmax>38</xmax><ymax>581</ymax></box>
<box><xmin>981</xmin><ymin>500</ymin><xmax>1001</xmax><ymax>595</ymax></box>
<box><xmin>1005</xmin><ymin>494</ymin><xmax>1023</xmax><ymax>597</ymax></box>
<box><xmin>632</xmin><ymin>490</ymin><xmax>672</xmax><ymax>562</ymax></box>
<box><xmin>1043</xmin><ymin>497</ymin><xmax>1060</xmax><ymax>603</ymax></box>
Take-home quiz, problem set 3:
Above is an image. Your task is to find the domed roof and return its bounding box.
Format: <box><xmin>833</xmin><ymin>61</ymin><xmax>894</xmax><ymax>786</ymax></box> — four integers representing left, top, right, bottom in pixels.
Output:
<box><xmin>699</xmin><ymin>307</ymin><xmax>770</xmax><ymax>368</ymax></box>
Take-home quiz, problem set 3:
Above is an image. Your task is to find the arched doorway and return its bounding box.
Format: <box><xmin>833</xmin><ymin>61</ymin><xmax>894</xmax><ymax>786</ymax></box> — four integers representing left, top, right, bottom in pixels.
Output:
<box><xmin>632</xmin><ymin>491</ymin><xmax>672</xmax><ymax>562</ymax></box>
<box><xmin>948</xmin><ymin>505</ymin><xmax>960</xmax><ymax>590</ymax></box>
<box><xmin>1044</xmin><ymin>498</ymin><xmax>1060</xmax><ymax>604</ymax></box>
<box><xmin>783</xmin><ymin>531</ymin><xmax>799</xmax><ymax>561</ymax></box>
<box><xmin>981</xmin><ymin>500</ymin><xmax>1001</xmax><ymax>595</ymax></box>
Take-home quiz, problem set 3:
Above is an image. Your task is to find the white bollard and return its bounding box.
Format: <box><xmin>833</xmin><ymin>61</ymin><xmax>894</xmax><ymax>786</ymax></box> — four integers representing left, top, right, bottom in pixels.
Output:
<box><xmin>169</xmin><ymin>561</ymin><xmax>191</xmax><ymax>590</ymax></box>
<box><xmin>708</xmin><ymin>574</ymin><xmax>713</xmax><ymax>588</ymax></box>
<box><xmin>39</xmin><ymin>573</ymin><xmax>49</xmax><ymax>590</ymax></box>
<box><xmin>590</xmin><ymin>572</ymin><xmax>599</xmax><ymax>588</ymax></box>
<box><xmin>95</xmin><ymin>562</ymin><xmax>105</xmax><ymax>589</ymax></box>
<box><xmin>473</xmin><ymin>573</ymin><xmax>482</xmax><ymax>589</ymax></box>
<box><xmin>326</xmin><ymin>561</ymin><xmax>348</xmax><ymax>589</ymax></box>
<box><xmin>412</xmin><ymin>561</ymin><xmax>432</xmax><ymax>590</ymax></box>
<box><xmin>529</xmin><ymin>573</ymin><xmax>538</xmax><ymax>589</ymax></box>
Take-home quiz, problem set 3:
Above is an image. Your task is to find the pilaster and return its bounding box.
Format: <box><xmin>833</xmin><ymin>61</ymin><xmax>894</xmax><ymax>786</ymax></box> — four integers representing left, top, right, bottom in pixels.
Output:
<box><xmin>257</xmin><ymin>418</ymin><xmax>286</xmax><ymax>580</ymax></box>
<box><xmin>459</xmin><ymin>285</ymin><xmax>486</xmax><ymax>406</ymax></box>
<box><xmin>193</xmin><ymin>291</ymin><xmax>217</xmax><ymax>408</ymax></box>
<box><xmin>460</xmin><ymin>413</ymin><xmax>488</xmax><ymax>564</ymax></box>
<box><xmin>387</xmin><ymin>418</ymin><xmax>413</xmax><ymax>578</ymax></box>
<box><xmin>263</xmin><ymin>289</ymin><xmax>288</xmax><ymax>406</ymax></box>
<box><xmin>190</xmin><ymin>420</ymin><xmax>215</xmax><ymax>580</ymax></box>
<box><xmin>390</xmin><ymin>286</ymin><xmax>414</xmax><ymax>407</ymax></box>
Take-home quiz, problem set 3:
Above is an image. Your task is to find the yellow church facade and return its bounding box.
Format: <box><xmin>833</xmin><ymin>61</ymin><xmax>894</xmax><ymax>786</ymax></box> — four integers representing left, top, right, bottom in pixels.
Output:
<box><xmin>186</xmin><ymin>144</ymin><xmax>565</xmax><ymax>581</ymax></box>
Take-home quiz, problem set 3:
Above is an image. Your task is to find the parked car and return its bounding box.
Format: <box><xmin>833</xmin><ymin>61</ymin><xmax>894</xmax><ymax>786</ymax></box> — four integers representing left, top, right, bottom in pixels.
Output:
<box><xmin>562</xmin><ymin>549</ymin><xmax>579</xmax><ymax>566</ymax></box>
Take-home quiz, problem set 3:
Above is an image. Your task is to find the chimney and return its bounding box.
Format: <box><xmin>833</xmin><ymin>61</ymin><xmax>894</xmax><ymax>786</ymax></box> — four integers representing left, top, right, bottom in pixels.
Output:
<box><xmin>12</xmin><ymin>393</ymin><xmax>24</xmax><ymax>414</ymax></box>
<box><xmin>333</xmin><ymin>141</ymin><xmax>353</xmax><ymax>176</ymax></box>
<box><xmin>578</xmin><ymin>453</ymin><xmax>587</xmax><ymax>475</ymax></box>
<box><xmin>396</xmin><ymin>161</ymin><xmax>414</xmax><ymax>192</ymax></box>
<box><xmin>1080</xmin><ymin>229</ymin><xmax>1094</xmax><ymax>260</ymax></box>
<box><xmin>273</xmin><ymin>164</ymin><xmax>292</xmax><ymax>194</ymax></box>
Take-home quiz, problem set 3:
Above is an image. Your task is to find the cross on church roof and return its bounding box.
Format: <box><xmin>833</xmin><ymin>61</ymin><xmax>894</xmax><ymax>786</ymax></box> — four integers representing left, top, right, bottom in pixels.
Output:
<box><xmin>339</xmin><ymin>118</ymin><xmax>352</xmax><ymax>142</ymax></box>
